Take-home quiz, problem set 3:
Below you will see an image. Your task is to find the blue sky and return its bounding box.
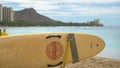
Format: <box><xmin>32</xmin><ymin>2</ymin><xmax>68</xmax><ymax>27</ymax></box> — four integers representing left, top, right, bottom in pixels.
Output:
<box><xmin>0</xmin><ymin>0</ymin><xmax>120</xmax><ymax>26</ymax></box>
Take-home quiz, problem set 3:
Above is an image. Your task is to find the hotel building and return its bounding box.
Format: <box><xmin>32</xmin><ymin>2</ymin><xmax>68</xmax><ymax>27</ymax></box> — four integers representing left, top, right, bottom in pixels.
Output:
<box><xmin>0</xmin><ymin>4</ymin><xmax>2</xmax><ymax>21</ymax></box>
<box><xmin>0</xmin><ymin>4</ymin><xmax>14</xmax><ymax>22</ymax></box>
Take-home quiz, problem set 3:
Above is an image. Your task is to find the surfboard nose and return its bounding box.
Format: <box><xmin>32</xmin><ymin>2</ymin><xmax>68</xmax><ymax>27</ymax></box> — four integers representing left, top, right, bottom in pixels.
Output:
<box><xmin>98</xmin><ymin>37</ymin><xmax>105</xmax><ymax>50</ymax></box>
<box><xmin>91</xmin><ymin>39</ymin><xmax>105</xmax><ymax>48</ymax></box>
<box><xmin>91</xmin><ymin>36</ymin><xmax>105</xmax><ymax>55</ymax></box>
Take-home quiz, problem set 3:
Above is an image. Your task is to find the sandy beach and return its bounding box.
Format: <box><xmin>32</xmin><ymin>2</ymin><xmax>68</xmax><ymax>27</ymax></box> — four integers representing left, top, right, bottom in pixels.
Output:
<box><xmin>62</xmin><ymin>56</ymin><xmax>120</xmax><ymax>68</ymax></box>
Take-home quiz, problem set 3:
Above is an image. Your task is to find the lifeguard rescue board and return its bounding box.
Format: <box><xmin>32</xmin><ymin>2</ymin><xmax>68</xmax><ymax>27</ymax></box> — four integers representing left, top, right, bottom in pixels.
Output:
<box><xmin>0</xmin><ymin>32</ymin><xmax>105</xmax><ymax>68</ymax></box>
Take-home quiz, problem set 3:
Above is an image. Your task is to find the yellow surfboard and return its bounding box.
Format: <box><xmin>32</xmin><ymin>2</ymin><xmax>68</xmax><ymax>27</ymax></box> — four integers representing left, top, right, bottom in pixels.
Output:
<box><xmin>0</xmin><ymin>33</ymin><xmax>105</xmax><ymax>68</ymax></box>
<box><xmin>1</xmin><ymin>32</ymin><xmax>8</xmax><ymax>36</ymax></box>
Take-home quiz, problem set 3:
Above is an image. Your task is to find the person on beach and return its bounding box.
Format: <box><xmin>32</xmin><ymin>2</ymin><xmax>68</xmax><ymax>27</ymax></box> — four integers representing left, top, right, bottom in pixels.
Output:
<box><xmin>0</xmin><ymin>29</ymin><xmax>1</xmax><ymax>36</ymax></box>
<box><xmin>0</xmin><ymin>29</ymin><xmax>8</xmax><ymax>36</ymax></box>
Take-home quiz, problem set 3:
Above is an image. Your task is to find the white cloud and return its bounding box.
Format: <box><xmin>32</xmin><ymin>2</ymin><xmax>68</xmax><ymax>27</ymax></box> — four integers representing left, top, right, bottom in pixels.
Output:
<box><xmin>0</xmin><ymin>0</ymin><xmax>60</xmax><ymax>10</ymax></box>
<box><xmin>0</xmin><ymin>0</ymin><xmax>29</xmax><ymax>3</ymax></box>
<box><xmin>19</xmin><ymin>1</ymin><xmax>60</xmax><ymax>10</ymax></box>
<box><xmin>0</xmin><ymin>0</ymin><xmax>120</xmax><ymax>16</ymax></box>
<box><xmin>31</xmin><ymin>0</ymin><xmax>120</xmax><ymax>3</ymax></box>
<box><xmin>39</xmin><ymin>11</ymin><xmax>73</xmax><ymax>16</ymax></box>
<box><xmin>39</xmin><ymin>4</ymin><xmax>120</xmax><ymax>16</ymax></box>
<box><xmin>69</xmin><ymin>5</ymin><xmax>120</xmax><ymax>16</ymax></box>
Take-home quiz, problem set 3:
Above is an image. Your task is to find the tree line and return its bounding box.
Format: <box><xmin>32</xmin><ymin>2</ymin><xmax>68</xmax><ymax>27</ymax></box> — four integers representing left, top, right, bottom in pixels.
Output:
<box><xmin>0</xmin><ymin>19</ymin><xmax>103</xmax><ymax>26</ymax></box>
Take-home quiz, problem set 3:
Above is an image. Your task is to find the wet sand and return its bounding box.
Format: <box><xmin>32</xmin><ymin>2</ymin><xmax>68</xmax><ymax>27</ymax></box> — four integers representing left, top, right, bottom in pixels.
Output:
<box><xmin>65</xmin><ymin>56</ymin><xmax>120</xmax><ymax>68</ymax></box>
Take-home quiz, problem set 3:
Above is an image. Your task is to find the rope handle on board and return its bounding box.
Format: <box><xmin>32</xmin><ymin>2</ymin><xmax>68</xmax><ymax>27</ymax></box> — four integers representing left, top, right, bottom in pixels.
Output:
<box><xmin>48</xmin><ymin>61</ymin><xmax>63</xmax><ymax>67</ymax></box>
<box><xmin>46</xmin><ymin>34</ymin><xmax>62</xmax><ymax>39</ymax></box>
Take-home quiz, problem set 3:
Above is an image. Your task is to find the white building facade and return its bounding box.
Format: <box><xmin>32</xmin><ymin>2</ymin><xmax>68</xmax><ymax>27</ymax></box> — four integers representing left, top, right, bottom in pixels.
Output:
<box><xmin>0</xmin><ymin>4</ymin><xmax>3</xmax><ymax>21</ymax></box>
<box><xmin>0</xmin><ymin>4</ymin><xmax>14</xmax><ymax>22</ymax></box>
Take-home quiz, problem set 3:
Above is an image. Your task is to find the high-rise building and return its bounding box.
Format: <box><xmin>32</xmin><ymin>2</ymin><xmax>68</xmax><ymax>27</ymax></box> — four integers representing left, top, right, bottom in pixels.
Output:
<box><xmin>11</xmin><ymin>10</ymin><xmax>14</xmax><ymax>21</ymax></box>
<box><xmin>0</xmin><ymin>4</ymin><xmax>3</xmax><ymax>21</ymax></box>
<box><xmin>0</xmin><ymin>4</ymin><xmax>14</xmax><ymax>22</ymax></box>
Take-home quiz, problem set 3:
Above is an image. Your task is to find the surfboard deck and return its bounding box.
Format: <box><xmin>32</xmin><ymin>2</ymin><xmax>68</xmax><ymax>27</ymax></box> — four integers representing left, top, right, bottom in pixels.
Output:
<box><xmin>0</xmin><ymin>32</ymin><xmax>105</xmax><ymax>68</ymax></box>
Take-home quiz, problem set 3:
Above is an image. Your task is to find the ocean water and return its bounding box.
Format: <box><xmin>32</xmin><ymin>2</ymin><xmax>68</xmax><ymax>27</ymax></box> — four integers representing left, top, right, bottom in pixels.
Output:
<box><xmin>0</xmin><ymin>26</ymin><xmax>120</xmax><ymax>59</ymax></box>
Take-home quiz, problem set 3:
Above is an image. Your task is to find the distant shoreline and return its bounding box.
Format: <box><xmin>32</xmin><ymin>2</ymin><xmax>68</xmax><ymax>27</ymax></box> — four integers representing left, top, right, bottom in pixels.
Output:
<box><xmin>0</xmin><ymin>19</ymin><xmax>103</xmax><ymax>27</ymax></box>
<box><xmin>0</xmin><ymin>25</ymin><xmax>104</xmax><ymax>27</ymax></box>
